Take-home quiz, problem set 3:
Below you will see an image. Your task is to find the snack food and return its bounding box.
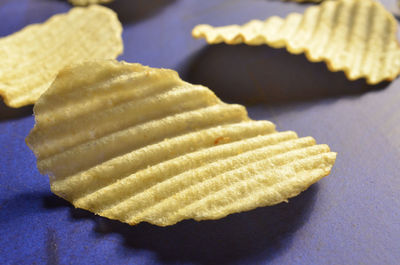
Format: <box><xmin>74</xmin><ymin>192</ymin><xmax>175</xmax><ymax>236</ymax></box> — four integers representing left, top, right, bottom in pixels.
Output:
<box><xmin>193</xmin><ymin>0</ymin><xmax>400</xmax><ymax>85</ymax></box>
<box><xmin>0</xmin><ymin>5</ymin><xmax>122</xmax><ymax>108</ymax></box>
<box><xmin>69</xmin><ymin>0</ymin><xmax>114</xmax><ymax>6</ymax></box>
<box><xmin>26</xmin><ymin>60</ymin><xmax>336</xmax><ymax>226</ymax></box>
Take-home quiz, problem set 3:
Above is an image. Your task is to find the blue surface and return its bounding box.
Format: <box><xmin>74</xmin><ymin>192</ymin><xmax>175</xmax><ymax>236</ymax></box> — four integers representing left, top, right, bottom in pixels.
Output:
<box><xmin>1</xmin><ymin>0</ymin><xmax>399</xmax><ymax>264</ymax></box>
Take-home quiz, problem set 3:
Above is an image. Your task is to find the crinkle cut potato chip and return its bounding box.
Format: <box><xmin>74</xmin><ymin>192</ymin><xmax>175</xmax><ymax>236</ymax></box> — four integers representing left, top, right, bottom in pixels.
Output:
<box><xmin>69</xmin><ymin>0</ymin><xmax>114</xmax><ymax>6</ymax></box>
<box><xmin>0</xmin><ymin>5</ymin><xmax>122</xmax><ymax>108</ymax></box>
<box><xmin>26</xmin><ymin>60</ymin><xmax>336</xmax><ymax>227</ymax></box>
<box><xmin>192</xmin><ymin>0</ymin><xmax>400</xmax><ymax>85</ymax></box>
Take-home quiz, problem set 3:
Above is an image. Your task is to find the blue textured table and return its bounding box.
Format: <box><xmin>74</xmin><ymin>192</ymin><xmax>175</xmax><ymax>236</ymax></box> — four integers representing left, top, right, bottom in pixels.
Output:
<box><xmin>1</xmin><ymin>1</ymin><xmax>399</xmax><ymax>264</ymax></box>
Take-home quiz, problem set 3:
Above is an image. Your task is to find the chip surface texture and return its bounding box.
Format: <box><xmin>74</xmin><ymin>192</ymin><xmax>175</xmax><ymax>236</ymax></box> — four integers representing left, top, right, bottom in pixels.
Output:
<box><xmin>192</xmin><ymin>0</ymin><xmax>400</xmax><ymax>85</ymax></box>
<box><xmin>0</xmin><ymin>5</ymin><xmax>123</xmax><ymax>108</ymax></box>
<box><xmin>26</xmin><ymin>60</ymin><xmax>336</xmax><ymax>226</ymax></box>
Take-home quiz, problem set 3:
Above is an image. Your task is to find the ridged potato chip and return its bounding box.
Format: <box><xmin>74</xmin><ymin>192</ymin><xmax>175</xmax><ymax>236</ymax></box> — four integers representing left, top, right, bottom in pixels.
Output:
<box><xmin>0</xmin><ymin>5</ymin><xmax>122</xmax><ymax>108</ymax></box>
<box><xmin>69</xmin><ymin>0</ymin><xmax>114</xmax><ymax>6</ymax></box>
<box><xmin>192</xmin><ymin>0</ymin><xmax>400</xmax><ymax>85</ymax></box>
<box><xmin>26</xmin><ymin>60</ymin><xmax>336</xmax><ymax>227</ymax></box>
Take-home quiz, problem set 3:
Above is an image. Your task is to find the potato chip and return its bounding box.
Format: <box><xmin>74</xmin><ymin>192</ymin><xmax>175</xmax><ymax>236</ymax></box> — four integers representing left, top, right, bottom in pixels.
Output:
<box><xmin>0</xmin><ymin>5</ymin><xmax>122</xmax><ymax>108</ymax></box>
<box><xmin>26</xmin><ymin>60</ymin><xmax>336</xmax><ymax>227</ymax></box>
<box><xmin>69</xmin><ymin>0</ymin><xmax>114</xmax><ymax>6</ymax></box>
<box><xmin>192</xmin><ymin>0</ymin><xmax>400</xmax><ymax>85</ymax></box>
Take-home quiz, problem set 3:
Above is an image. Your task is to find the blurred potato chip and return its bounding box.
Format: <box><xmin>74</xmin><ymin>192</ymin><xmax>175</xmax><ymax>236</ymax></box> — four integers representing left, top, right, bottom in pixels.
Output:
<box><xmin>69</xmin><ymin>0</ymin><xmax>114</xmax><ymax>6</ymax></box>
<box><xmin>0</xmin><ymin>5</ymin><xmax>122</xmax><ymax>108</ymax></box>
<box><xmin>26</xmin><ymin>60</ymin><xmax>336</xmax><ymax>227</ymax></box>
<box><xmin>192</xmin><ymin>0</ymin><xmax>400</xmax><ymax>85</ymax></box>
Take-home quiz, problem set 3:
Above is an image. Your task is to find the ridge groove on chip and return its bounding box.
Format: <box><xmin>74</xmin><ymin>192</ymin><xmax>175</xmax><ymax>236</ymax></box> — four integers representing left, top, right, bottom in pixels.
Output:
<box><xmin>101</xmin><ymin>140</ymin><xmax>322</xmax><ymax>222</ymax></box>
<box><xmin>125</xmin><ymin>151</ymin><xmax>334</xmax><ymax>225</ymax></box>
<box><xmin>178</xmin><ymin>153</ymin><xmax>335</xmax><ymax>222</ymax></box>
<box><xmin>36</xmin><ymin>103</ymin><xmax>248</xmax><ymax>179</ymax></box>
<box><xmin>53</xmin><ymin>121</ymin><xmax>277</xmax><ymax>201</ymax></box>
<box><xmin>31</xmin><ymin>85</ymin><xmax>221</xmax><ymax>160</ymax></box>
<box><xmin>74</xmin><ymin>133</ymin><xmax>305</xmax><ymax>212</ymax></box>
<box><xmin>37</xmin><ymin>72</ymin><xmax>182</xmax><ymax>127</ymax></box>
<box><xmin>27</xmin><ymin>60</ymin><xmax>336</xmax><ymax>226</ymax></box>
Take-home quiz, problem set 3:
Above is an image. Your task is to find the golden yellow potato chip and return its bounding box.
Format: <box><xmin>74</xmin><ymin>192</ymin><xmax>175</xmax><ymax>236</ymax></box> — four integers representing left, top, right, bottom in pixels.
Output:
<box><xmin>69</xmin><ymin>0</ymin><xmax>114</xmax><ymax>6</ymax></box>
<box><xmin>192</xmin><ymin>0</ymin><xmax>400</xmax><ymax>85</ymax></box>
<box><xmin>26</xmin><ymin>60</ymin><xmax>336</xmax><ymax>227</ymax></box>
<box><xmin>0</xmin><ymin>5</ymin><xmax>122</xmax><ymax>108</ymax></box>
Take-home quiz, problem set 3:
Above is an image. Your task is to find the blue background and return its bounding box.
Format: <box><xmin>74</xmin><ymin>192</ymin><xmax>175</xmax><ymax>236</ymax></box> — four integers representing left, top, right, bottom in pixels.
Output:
<box><xmin>0</xmin><ymin>0</ymin><xmax>399</xmax><ymax>264</ymax></box>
